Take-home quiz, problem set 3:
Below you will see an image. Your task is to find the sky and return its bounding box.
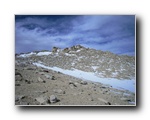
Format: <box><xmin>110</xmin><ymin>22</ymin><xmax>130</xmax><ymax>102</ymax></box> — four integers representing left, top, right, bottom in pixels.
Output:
<box><xmin>15</xmin><ymin>15</ymin><xmax>135</xmax><ymax>56</ymax></box>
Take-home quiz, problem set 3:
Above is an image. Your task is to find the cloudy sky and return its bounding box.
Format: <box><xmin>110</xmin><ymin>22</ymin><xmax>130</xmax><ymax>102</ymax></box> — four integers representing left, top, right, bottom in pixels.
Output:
<box><xmin>15</xmin><ymin>15</ymin><xmax>135</xmax><ymax>56</ymax></box>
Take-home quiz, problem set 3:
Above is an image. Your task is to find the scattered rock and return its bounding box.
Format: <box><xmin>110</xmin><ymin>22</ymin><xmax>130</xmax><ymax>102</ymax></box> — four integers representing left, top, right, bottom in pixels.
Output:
<box><xmin>74</xmin><ymin>82</ymin><xmax>79</xmax><ymax>86</ymax></box>
<box><xmin>69</xmin><ymin>81</ymin><xmax>77</xmax><ymax>88</ymax></box>
<box><xmin>25</xmin><ymin>79</ymin><xmax>31</xmax><ymax>84</ymax></box>
<box><xmin>15</xmin><ymin>75</ymin><xmax>22</xmax><ymax>81</ymax></box>
<box><xmin>73</xmin><ymin>83</ymin><xmax>77</xmax><ymax>87</ymax></box>
<box><xmin>18</xmin><ymin>96</ymin><xmax>40</xmax><ymax>105</ymax></box>
<box><xmin>42</xmin><ymin>90</ymin><xmax>48</xmax><ymax>93</ymax></box>
<box><xmin>38</xmin><ymin>77</ymin><xmax>46</xmax><ymax>83</ymax></box>
<box><xmin>69</xmin><ymin>81</ymin><xmax>74</xmax><ymax>84</ymax></box>
<box><xmin>15</xmin><ymin>72</ymin><xmax>22</xmax><ymax>76</ymax></box>
<box><xmin>26</xmin><ymin>67</ymin><xmax>36</xmax><ymax>70</ymax></box>
<box><xmin>43</xmin><ymin>70</ymin><xmax>49</xmax><ymax>73</ymax></box>
<box><xmin>35</xmin><ymin>97</ymin><xmax>47</xmax><ymax>104</ymax></box>
<box><xmin>89</xmin><ymin>98</ymin><xmax>94</xmax><ymax>101</ymax></box>
<box><xmin>39</xmin><ymin>72</ymin><xmax>45</xmax><ymax>75</ymax></box>
<box><xmin>93</xmin><ymin>88</ymin><xmax>97</xmax><ymax>91</ymax></box>
<box><xmin>80</xmin><ymin>80</ymin><xmax>87</xmax><ymax>85</ymax></box>
<box><xmin>15</xmin><ymin>95</ymin><xmax>24</xmax><ymax>102</ymax></box>
<box><xmin>98</xmin><ymin>98</ymin><xmax>111</xmax><ymax>105</ymax></box>
<box><xmin>49</xmin><ymin>95</ymin><xmax>58</xmax><ymax>103</ymax></box>
<box><xmin>102</xmin><ymin>90</ymin><xmax>109</xmax><ymax>94</ymax></box>
<box><xmin>53</xmin><ymin>89</ymin><xmax>65</xmax><ymax>94</ymax></box>
<box><xmin>15</xmin><ymin>72</ymin><xmax>23</xmax><ymax>81</ymax></box>
<box><xmin>100</xmin><ymin>86</ymin><xmax>107</xmax><ymax>89</ymax></box>
<box><xmin>51</xmin><ymin>76</ymin><xmax>56</xmax><ymax>80</ymax></box>
<box><xmin>105</xmin><ymin>102</ymin><xmax>111</xmax><ymax>105</ymax></box>
<box><xmin>44</xmin><ymin>74</ymin><xmax>51</xmax><ymax>79</ymax></box>
<box><xmin>15</xmin><ymin>83</ymin><xmax>21</xmax><ymax>86</ymax></box>
<box><xmin>69</xmin><ymin>84</ymin><xmax>76</xmax><ymax>89</ymax></box>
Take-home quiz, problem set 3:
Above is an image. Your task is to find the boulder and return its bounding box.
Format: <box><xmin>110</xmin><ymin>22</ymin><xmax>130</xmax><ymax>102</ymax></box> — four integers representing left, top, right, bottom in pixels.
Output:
<box><xmin>69</xmin><ymin>84</ymin><xmax>77</xmax><ymax>89</ymax></box>
<box><xmin>49</xmin><ymin>95</ymin><xmax>58</xmax><ymax>103</ymax></box>
<box><xmin>69</xmin><ymin>81</ymin><xmax>77</xmax><ymax>88</ymax></box>
<box><xmin>80</xmin><ymin>81</ymin><xmax>87</xmax><ymax>85</ymax></box>
<box><xmin>35</xmin><ymin>97</ymin><xmax>47</xmax><ymax>104</ymax></box>
<box><xmin>53</xmin><ymin>89</ymin><xmax>65</xmax><ymax>94</ymax></box>
<box><xmin>44</xmin><ymin>74</ymin><xmax>51</xmax><ymax>79</ymax></box>
<box><xmin>25</xmin><ymin>79</ymin><xmax>31</xmax><ymax>84</ymax></box>
<box><xmin>15</xmin><ymin>72</ymin><xmax>22</xmax><ymax>76</ymax></box>
<box><xmin>51</xmin><ymin>76</ymin><xmax>56</xmax><ymax>80</ymax></box>
<box><xmin>69</xmin><ymin>81</ymin><xmax>74</xmax><ymax>84</ymax></box>
<box><xmin>15</xmin><ymin>72</ymin><xmax>22</xmax><ymax>81</ymax></box>
<box><xmin>38</xmin><ymin>77</ymin><xmax>46</xmax><ymax>83</ymax></box>
<box><xmin>15</xmin><ymin>75</ymin><xmax>22</xmax><ymax>81</ymax></box>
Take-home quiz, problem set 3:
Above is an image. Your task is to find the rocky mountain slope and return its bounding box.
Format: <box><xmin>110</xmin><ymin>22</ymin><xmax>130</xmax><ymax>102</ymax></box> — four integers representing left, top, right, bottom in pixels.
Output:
<box><xmin>16</xmin><ymin>45</ymin><xmax>135</xmax><ymax>79</ymax></box>
<box><xmin>15</xmin><ymin>45</ymin><xmax>135</xmax><ymax>106</ymax></box>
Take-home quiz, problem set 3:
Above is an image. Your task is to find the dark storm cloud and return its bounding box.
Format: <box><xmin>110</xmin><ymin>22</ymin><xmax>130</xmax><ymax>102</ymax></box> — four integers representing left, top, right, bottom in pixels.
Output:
<box><xmin>15</xmin><ymin>15</ymin><xmax>135</xmax><ymax>56</ymax></box>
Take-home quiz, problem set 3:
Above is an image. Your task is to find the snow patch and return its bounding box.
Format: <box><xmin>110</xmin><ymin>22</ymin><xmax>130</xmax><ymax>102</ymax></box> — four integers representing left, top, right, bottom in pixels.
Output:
<box><xmin>76</xmin><ymin>49</ymin><xmax>81</xmax><ymax>52</ymax></box>
<box><xmin>18</xmin><ymin>52</ymin><xmax>36</xmax><ymax>57</ymax></box>
<box><xmin>36</xmin><ymin>51</ymin><xmax>52</xmax><ymax>56</ymax></box>
<box><xmin>64</xmin><ymin>53</ymin><xmax>76</xmax><ymax>56</ymax></box>
<box><xmin>33</xmin><ymin>62</ymin><xmax>135</xmax><ymax>93</ymax></box>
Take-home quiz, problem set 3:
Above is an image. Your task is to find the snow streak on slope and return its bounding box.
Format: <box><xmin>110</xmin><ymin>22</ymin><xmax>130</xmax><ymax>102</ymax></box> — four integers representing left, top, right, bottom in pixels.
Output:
<box><xmin>18</xmin><ymin>52</ymin><xmax>36</xmax><ymax>57</ymax></box>
<box><xmin>36</xmin><ymin>52</ymin><xmax>52</xmax><ymax>56</ymax></box>
<box><xmin>18</xmin><ymin>51</ymin><xmax>52</xmax><ymax>57</ymax></box>
<box><xmin>33</xmin><ymin>62</ymin><xmax>135</xmax><ymax>93</ymax></box>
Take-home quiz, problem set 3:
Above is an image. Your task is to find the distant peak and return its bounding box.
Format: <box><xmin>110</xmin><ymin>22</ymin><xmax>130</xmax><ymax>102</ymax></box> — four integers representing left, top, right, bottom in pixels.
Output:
<box><xmin>62</xmin><ymin>45</ymin><xmax>86</xmax><ymax>53</ymax></box>
<box><xmin>52</xmin><ymin>47</ymin><xmax>60</xmax><ymax>53</ymax></box>
<box><xmin>73</xmin><ymin>45</ymin><xmax>84</xmax><ymax>49</ymax></box>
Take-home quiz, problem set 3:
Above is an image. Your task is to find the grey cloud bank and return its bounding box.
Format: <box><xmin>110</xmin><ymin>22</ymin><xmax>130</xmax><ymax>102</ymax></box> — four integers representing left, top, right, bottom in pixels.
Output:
<box><xmin>15</xmin><ymin>15</ymin><xmax>135</xmax><ymax>56</ymax></box>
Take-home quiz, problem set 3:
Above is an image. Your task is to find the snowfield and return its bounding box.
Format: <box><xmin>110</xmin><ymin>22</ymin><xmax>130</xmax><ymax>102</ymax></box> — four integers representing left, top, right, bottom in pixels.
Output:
<box><xmin>33</xmin><ymin>62</ymin><xmax>135</xmax><ymax>93</ymax></box>
<box><xmin>18</xmin><ymin>52</ymin><xmax>36</xmax><ymax>57</ymax></box>
<box><xmin>36</xmin><ymin>51</ymin><xmax>52</xmax><ymax>56</ymax></box>
<box><xmin>17</xmin><ymin>51</ymin><xmax>52</xmax><ymax>57</ymax></box>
